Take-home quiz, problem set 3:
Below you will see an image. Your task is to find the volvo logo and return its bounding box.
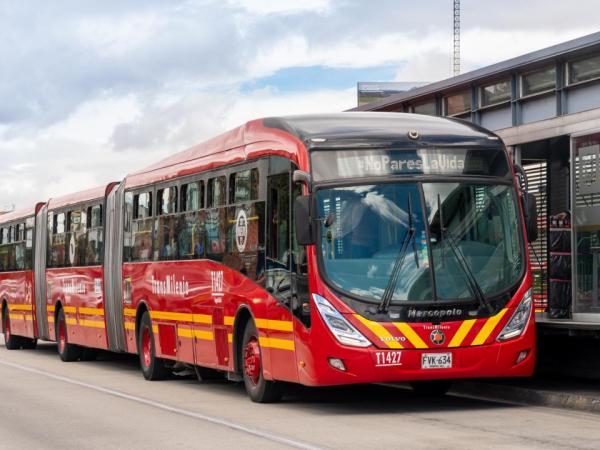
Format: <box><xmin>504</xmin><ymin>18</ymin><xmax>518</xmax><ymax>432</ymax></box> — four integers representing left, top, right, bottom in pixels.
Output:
<box><xmin>430</xmin><ymin>329</ymin><xmax>445</xmax><ymax>345</ymax></box>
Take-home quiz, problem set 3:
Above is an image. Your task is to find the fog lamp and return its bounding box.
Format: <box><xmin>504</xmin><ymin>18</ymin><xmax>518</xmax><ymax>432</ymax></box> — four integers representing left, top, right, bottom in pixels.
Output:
<box><xmin>328</xmin><ymin>357</ymin><xmax>346</xmax><ymax>371</ymax></box>
<box><xmin>516</xmin><ymin>350</ymin><xmax>529</xmax><ymax>364</ymax></box>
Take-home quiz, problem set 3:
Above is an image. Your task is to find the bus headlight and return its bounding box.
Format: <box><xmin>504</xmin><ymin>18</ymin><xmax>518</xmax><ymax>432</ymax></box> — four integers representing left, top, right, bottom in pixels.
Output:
<box><xmin>497</xmin><ymin>289</ymin><xmax>532</xmax><ymax>342</ymax></box>
<box><xmin>313</xmin><ymin>294</ymin><xmax>371</xmax><ymax>347</ymax></box>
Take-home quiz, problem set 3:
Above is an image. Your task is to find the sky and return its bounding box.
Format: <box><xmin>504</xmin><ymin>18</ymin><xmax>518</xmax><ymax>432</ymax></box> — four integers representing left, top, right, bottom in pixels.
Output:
<box><xmin>0</xmin><ymin>0</ymin><xmax>598</xmax><ymax>209</ymax></box>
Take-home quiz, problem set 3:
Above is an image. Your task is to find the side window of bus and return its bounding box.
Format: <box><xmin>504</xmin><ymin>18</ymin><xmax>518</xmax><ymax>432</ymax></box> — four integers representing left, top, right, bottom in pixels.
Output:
<box><xmin>123</xmin><ymin>192</ymin><xmax>134</xmax><ymax>262</ymax></box>
<box><xmin>226</xmin><ymin>168</ymin><xmax>263</xmax><ymax>281</ymax></box>
<box><xmin>25</xmin><ymin>216</ymin><xmax>34</xmax><ymax>270</ymax></box>
<box><xmin>179</xmin><ymin>181</ymin><xmax>205</xmax><ymax>259</ymax></box>
<box><xmin>46</xmin><ymin>212</ymin><xmax>54</xmax><ymax>267</ymax></box>
<box><xmin>14</xmin><ymin>223</ymin><xmax>26</xmax><ymax>271</ymax></box>
<box><xmin>132</xmin><ymin>191</ymin><xmax>153</xmax><ymax>262</ymax></box>
<box><xmin>66</xmin><ymin>209</ymin><xmax>87</xmax><ymax>267</ymax></box>
<box><xmin>86</xmin><ymin>204</ymin><xmax>103</xmax><ymax>265</ymax></box>
<box><xmin>51</xmin><ymin>212</ymin><xmax>67</xmax><ymax>267</ymax></box>
<box><xmin>156</xmin><ymin>186</ymin><xmax>178</xmax><ymax>261</ymax></box>
<box><xmin>0</xmin><ymin>227</ymin><xmax>6</xmax><ymax>271</ymax></box>
<box><xmin>206</xmin><ymin>176</ymin><xmax>227</xmax><ymax>262</ymax></box>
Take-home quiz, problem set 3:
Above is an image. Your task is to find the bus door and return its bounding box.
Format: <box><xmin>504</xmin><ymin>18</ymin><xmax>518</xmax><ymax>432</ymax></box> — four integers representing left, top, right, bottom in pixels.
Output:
<box><xmin>571</xmin><ymin>130</ymin><xmax>600</xmax><ymax>317</ymax></box>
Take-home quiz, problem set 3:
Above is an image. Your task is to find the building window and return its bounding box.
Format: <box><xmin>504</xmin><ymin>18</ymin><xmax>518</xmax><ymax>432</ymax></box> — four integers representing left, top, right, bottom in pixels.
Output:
<box><xmin>569</xmin><ymin>55</ymin><xmax>600</xmax><ymax>85</ymax></box>
<box><xmin>521</xmin><ymin>66</ymin><xmax>556</xmax><ymax>96</ymax></box>
<box><xmin>412</xmin><ymin>101</ymin><xmax>436</xmax><ymax>115</ymax></box>
<box><xmin>480</xmin><ymin>80</ymin><xmax>511</xmax><ymax>107</ymax></box>
<box><xmin>445</xmin><ymin>90</ymin><xmax>471</xmax><ymax>116</ymax></box>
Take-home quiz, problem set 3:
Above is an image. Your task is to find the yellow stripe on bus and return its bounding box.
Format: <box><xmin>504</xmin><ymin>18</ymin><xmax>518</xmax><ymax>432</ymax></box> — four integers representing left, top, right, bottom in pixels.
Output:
<box><xmin>7</xmin><ymin>304</ymin><xmax>32</xmax><ymax>312</ymax></box>
<box><xmin>177</xmin><ymin>328</ymin><xmax>214</xmax><ymax>341</ymax></box>
<box><xmin>63</xmin><ymin>306</ymin><xmax>77</xmax><ymax>313</ymax></box>
<box><xmin>259</xmin><ymin>336</ymin><xmax>295</xmax><ymax>351</ymax></box>
<box><xmin>255</xmin><ymin>318</ymin><xmax>294</xmax><ymax>332</ymax></box>
<box><xmin>124</xmin><ymin>322</ymin><xmax>135</xmax><ymax>330</ymax></box>
<box><xmin>66</xmin><ymin>318</ymin><xmax>77</xmax><ymax>325</ymax></box>
<box><xmin>78</xmin><ymin>307</ymin><xmax>104</xmax><ymax>316</ymax></box>
<box><xmin>47</xmin><ymin>305</ymin><xmax>55</xmax><ymax>313</ymax></box>
<box><xmin>79</xmin><ymin>319</ymin><xmax>105</xmax><ymax>329</ymax></box>
<box><xmin>123</xmin><ymin>308</ymin><xmax>136</xmax><ymax>317</ymax></box>
<box><xmin>448</xmin><ymin>319</ymin><xmax>477</xmax><ymax>348</ymax></box>
<box><xmin>150</xmin><ymin>310</ymin><xmax>213</xmax><ymax>324</ymax></box>
<box><xmin>472</xmin><ymin>309</ymin><xmax>509</xmax><ymax>346</ymax></box>
<box><xmin>227</xmin><ymin>333</ymin><xmax>233</xmax><ymax>343</ymax></box>
<box><xmin>224</xmin><ymin>316</ymin><xmax>234</xmax><ymax>326</ymax></box>
<box><xmin>393</xmin><ymin>323</ymin><xmax>428</xmax><ymax>349</ymax></box>
<box><xmin>193</xmin><ymin>314</ymin><xmax>212</xmax><ymax>324</ymax></box>
<box><xmin>47</xmin><ymin>315</ymin><xmax>55</xmax><ymax>323</ymax></box>
<box><xmin>353</xmin><ymin>314</ymin><xmax>403</xmax><ymax>349</ymax></box>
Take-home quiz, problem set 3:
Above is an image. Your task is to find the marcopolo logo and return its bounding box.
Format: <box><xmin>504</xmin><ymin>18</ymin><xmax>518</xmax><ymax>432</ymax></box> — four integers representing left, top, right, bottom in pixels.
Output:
<box><xmin>407</xmin><ymin>308</ymin><xmax>463</xmax><ymax>320</ymax></box>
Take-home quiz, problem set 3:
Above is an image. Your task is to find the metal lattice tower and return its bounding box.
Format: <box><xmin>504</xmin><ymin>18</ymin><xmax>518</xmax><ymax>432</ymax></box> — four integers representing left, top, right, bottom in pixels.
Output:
<box><xmin>453</xmin><ymin>0</ymin><xmax>460</xmax><ymax>76</ymax></box>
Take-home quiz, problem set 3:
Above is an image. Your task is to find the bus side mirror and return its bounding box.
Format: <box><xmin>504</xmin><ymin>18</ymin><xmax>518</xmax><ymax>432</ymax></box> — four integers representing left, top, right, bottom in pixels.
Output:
<box><xmin>294</xmin><ymin>195</ymin><xmax>315</xmax><ymax>246</ymax></box>
<box><xmin>524</xmin><ymin>193</ymin><xmax>538</xmax><ymax>243</ymax></box>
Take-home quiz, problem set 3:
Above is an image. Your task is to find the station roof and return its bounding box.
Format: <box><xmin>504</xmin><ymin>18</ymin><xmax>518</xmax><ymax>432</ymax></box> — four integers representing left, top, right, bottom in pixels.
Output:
<box><xmin>351</xmin><ymin>31</ymin><xmax>600</xmax><ymax>112</ymax></box>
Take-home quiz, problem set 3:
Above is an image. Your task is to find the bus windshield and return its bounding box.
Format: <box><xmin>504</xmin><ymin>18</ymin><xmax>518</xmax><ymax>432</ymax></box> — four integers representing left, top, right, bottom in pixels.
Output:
<box><xmin>315</xmin><ymin>181</ymin><xmax>524</xmax><ymax>304</ymax></box>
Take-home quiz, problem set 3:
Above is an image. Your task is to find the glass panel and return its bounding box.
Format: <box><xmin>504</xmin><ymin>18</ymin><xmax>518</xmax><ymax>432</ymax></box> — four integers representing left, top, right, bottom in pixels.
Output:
<box><xmin>158</xmin><ymin>187</ymin><xmax>177</xmax><ymax>215</ymax></box>
<box><xmin>181</xmin><ymin>182</ymin><xmax>202</xmax><ymax>211</ymax></box>
<box><xmin>423</xmin><ymin>183</ymin><xmax>523</xmax><ymax>299</ymax></box>
<box><xmin>573</xmin><ymin>132</ymin><xmax>600</xmax><ymax>314</ymax></box>
<box><xmin>480</xmin><ymin>80</ymin><xmax>511</xmax><ymax>106</ymax></box>
<box><xmin>412</xmin><ymin>101</ymin><xmax>436</xmax><ymax>115</ymax></box>
<box><xmin>569</xmin><ymin>55</ymin><xmax>600</xmax><ymax>84</ymax></box>
<box><xmin>445</xmin><ymin>90</ymin><xmax>471</xmax><ymax>116</ymax></box>
<box><xmin>521</xmin><ymin>66</ymin><xmax>556</xmax><ymax>96</ymax></box>
<box><xmin>208</xmin><ymin>176</ymin><xmax>226</xmax><ymax>207</ymax></box>
<box><xmin>311</xmin><ymin>148</ymin><xmax>511</xmax><ymax>181</ymax></box>
<box><xmin>231</xmin><ymin>169</ymin><xmax>259</xmax><ymax>203</ymax></box>
<box><xmin>316</xmin><ymin>184</ymin><xmax>433</xmax><ymax>302</ymax></box>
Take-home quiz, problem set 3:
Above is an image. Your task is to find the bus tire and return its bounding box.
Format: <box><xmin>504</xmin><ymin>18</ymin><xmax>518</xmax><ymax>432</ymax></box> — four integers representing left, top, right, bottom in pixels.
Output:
<box><xmin>3</xmin><ymin>309</ymin><xmax>23</xmax><ymax>350</ymax></box>
<box><xmin>56</xmin><ymin>308</ymin><xmax>82</xmax><ymax>362</ymax></box>
<box><xmin>137</xmin><ymin>311</ymin><xmax>169</xmax><ymax>381</ymax></box>
<box><xmin>410</xmin><ymin>380</ymin><xmax>452</xmax><ymax>396</ymax></box>
<box><xmin>21</xmin><ymin>338</ymin><xmax>37</xmax><ymax>350</ymax></box>
<box><xmin>241</xmin><ymin>320</ymin><xmax>282</xmax><ymax>403</ymax></box>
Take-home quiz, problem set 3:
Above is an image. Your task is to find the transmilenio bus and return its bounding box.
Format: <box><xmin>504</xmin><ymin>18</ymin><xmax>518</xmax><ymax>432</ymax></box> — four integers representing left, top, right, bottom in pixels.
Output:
<box><xmin>0</xmin><ymin>113</ymin><xmax>538</xmax><ymax>402</ymax></box>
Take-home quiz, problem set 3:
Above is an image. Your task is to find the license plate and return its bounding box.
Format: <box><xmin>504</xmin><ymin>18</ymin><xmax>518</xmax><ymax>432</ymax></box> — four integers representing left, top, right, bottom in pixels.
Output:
<box><xmin>374</xmin><ymin>351</ymin><xmax>403</xmax><ymax>367</ymax></box>
<box><xmin>421</xmin><ymin>352</ymin><xmax>452</xmax><ymax>369</ymax></box>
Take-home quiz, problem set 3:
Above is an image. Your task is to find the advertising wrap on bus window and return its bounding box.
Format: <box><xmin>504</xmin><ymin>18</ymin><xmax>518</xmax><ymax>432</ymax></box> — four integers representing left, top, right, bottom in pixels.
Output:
<box><xmin>311</xmin><ymin>148</ymin><xmax>511</xmax><ymax>181</ymax></box>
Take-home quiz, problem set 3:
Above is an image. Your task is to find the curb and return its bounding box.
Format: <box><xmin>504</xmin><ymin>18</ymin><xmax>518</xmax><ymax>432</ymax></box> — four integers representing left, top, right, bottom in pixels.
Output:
<box><xmin>450</xmin><ymin>381</ymin><xmax>600</xmax><ymax>414</ymax></box>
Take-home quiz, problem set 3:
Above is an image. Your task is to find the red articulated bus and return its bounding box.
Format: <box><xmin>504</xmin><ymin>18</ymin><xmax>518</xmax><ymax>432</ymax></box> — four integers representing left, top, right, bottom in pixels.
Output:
<box><xmin>1</xmin><ymin>113</ymin><xmax>538</xmax><ymax>402</ymax></box>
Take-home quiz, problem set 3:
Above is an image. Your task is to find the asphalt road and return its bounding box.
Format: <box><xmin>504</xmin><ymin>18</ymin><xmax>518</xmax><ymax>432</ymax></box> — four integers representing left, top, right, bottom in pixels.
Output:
<box><xmin>0</xmin><ymin>338</ymin><xmax>599</xmax><ymax>450</ymax></box>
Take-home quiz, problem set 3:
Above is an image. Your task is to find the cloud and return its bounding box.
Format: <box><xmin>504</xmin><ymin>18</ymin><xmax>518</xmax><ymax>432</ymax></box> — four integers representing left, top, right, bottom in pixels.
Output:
<box><xmin>1</xmin><ymin>0</ymin><xmax>599</xmax><ymax>210</ymax></box>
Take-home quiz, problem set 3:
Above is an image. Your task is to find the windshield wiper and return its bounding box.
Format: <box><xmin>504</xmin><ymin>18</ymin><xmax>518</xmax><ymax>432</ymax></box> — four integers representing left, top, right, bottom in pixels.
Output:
<box><xmin>437</xmin><ymin>194</ymin><xmax>493</xmax><ymax>313</ymax></box>
<box><xmin>377</xmin><ymin>195</ymin><xmax>419</xmax><ymax>313</ymax></box>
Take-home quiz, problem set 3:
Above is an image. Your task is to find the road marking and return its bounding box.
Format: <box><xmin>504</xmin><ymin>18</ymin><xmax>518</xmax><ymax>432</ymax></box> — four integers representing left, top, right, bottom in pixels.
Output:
<box><xmin>0</xmin><ymin>358</ymin><xmax>326</xmax><ymax>450</ymax></box>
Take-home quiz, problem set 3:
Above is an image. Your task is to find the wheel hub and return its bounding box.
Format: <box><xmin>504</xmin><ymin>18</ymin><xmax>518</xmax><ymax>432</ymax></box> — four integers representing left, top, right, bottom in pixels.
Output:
<box><xmin>243</xmin><ymin>337</ymin><xmax>261</xmax><ymax>385</ymax></box>
<box><xmin>142</xmin><ymin>327</ymin><xmax>152</xmax><ymax>368</ymax></box>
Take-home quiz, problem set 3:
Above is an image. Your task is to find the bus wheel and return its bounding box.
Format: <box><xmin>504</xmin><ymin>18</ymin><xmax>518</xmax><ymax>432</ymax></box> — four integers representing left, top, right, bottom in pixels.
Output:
<box><xmin>241</xmin><ymin>321</ymin><xmax>282</xmax><ymax>403</ymax></box>
<box><xmin>137</xmin><ymin>311</ymin><xmax>169</xmax><ymax>381</ymax></box>
<box><xmin>3</xmin><ymin>309</ymin><xmax>22</xmax><ymax>350</ymax></box>
<box><xmin>410</xmin><ymin>380</ymin><xmax>452</xmax><ymax>396</ymax></box>
<box><xmin>56</xmin><ymin>308</ymin><xmax>82</xmax><ymax>362</ymax></box>
<box><xmin>21</xmin><ymin>338</ymin><xmax>37</xmax><ymax>350</ymax></box>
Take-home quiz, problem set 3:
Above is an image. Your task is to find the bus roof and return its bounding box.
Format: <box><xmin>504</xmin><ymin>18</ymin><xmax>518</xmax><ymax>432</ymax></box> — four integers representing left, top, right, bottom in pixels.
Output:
<box><xmin>47</xmin><ymin>183</ymin><xmax>118</xmax><ymax>211</ymax></box>
<box><xmin>124</xmin><ymin>112</ymin><xmax>502</xmax><ymax>189</ymax></box>
<box><xmin>0</xmin><ymin>203</ymin><xmax>45</xmax><ymax>224</ymax></box>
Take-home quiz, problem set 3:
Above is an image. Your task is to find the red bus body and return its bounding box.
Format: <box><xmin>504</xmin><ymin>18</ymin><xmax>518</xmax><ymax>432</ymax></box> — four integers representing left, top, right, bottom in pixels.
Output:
<box><xmin>1</xmin><ymin>113</ymin><xmax>536</xmax><ymax>398</ymax></box>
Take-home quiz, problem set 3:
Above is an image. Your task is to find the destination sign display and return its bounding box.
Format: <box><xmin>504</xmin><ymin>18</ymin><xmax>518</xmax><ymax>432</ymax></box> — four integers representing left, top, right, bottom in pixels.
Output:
<box><xmin>311</xmin><ymin>148</ymin><xmax>509</xmax><ymax>181</ymax></box>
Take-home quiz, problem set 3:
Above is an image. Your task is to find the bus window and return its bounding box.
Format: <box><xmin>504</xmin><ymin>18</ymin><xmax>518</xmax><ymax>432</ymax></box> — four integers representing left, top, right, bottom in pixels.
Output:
<box><xmin>86</xmin><ymin>204</ymin><xmax>103</xmax><ymax>265</ymax></box>
<box><xmin>132</xmin><ymin>192</ymin><xmax>153</xmax><ymax>262</ymax></box>
<box><xmin>207</xmin><ymin>176</ymin><xmax>226</xmax><ymax>208</ymax></box>
<box><xmin>25</xmin><ymin>216</ymin><xmax>34</xmax><ymax>270</ymax></box>
<box><xmin>51</xmin><ymin>212</ymin><xmax>66</xmax><ymax>267</ymax></box>
<box><xmin>230</xmin><ymin>169</ymin><xmax>259</xmax><ymax>204</ymax></box>
<box><xmin>181</xmin><ymin>181</ymin><xmax>203</xmax><ymax>211</ymax></box>
<box><xmin>157</xmin><ymin>186</ymin><xmax>178</xmax><ymax>260</ymax></box>
<box><xmin>266</xmin><ymin>172</ymin><xmax>291</xmax><ymax>303</ymax></box>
